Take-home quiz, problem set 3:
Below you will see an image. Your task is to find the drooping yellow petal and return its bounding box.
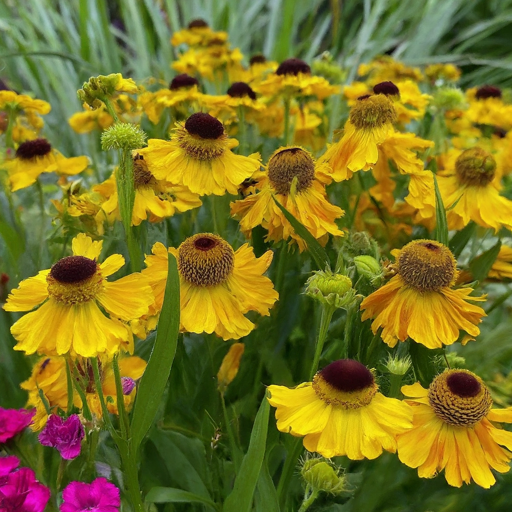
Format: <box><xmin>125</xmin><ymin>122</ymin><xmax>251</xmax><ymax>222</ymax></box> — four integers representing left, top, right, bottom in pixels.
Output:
<box><xmin>72</xmin><ymin>233</ymin><xmax>103</xmax><ymax>260</ymax></box>
<box><xmin>3</xmin><ymin>270</ymin><xmax>50</xmax><ymax>312</ymax></box>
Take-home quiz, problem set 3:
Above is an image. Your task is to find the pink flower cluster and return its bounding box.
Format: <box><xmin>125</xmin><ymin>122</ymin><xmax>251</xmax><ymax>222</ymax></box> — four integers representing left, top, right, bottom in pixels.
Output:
<box><xmin>0</xmin><ymin>455</ymin><xmax>50</xmax><ymax>512</ymax></box>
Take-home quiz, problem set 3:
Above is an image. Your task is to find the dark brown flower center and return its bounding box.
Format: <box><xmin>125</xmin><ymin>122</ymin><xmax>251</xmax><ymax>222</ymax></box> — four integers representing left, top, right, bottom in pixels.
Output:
<box><xmin>178</xmin><ymin>233</ymin><xmax>235</xmax><ymax>287</ymax></box>
<box><xmin>373</xmin><ymin>81</ymin><xmax>400</xmax><ymax>96</ymax></box>
<box><xmin>455</xmin><ymin>147</ymin><xmax>496</xmax><ymax>186</ymax></box>
<box><xmin>446</xmin><ymin>372</ymin><xmax>481</xmax><ymax>398</ymax></box>
<box><xmin>169</xmin><ymin>74</ymin><xmax>199</xmax><ymax>90</ymax></box>
<box><xmin>276</xmin><ymin>58</ymin><xmax>311</xmax><ymax>76</ymax></box>
<box><xmin>188</xmin><ymin>19</ymin><xmax>209</xmax><ymax>29</ymax></box>
<box><xmin>16</xmin><ymin>138</ymin><xmax>52</xmax><ymax>160</ymax></box>
<box><xmin>397</xmin><ymin>240</ymin><xmax>456</xmax><ymax>292</ymax></box>
<box><xmin>50</xmin><ymin>256</ymin><xmax>97</xmax><ymax>284</ymax></box>
<box><xmin>320</xmin><ymin>359</ymin><xmax>375</xmax><ymax>392</ymax></box>
<box><xmin>267</xmin><ymin>147</ymin><xmax>315</xmax><ymax>195</ymax></box>
<box><xmin>475</xmin><ymin>85</ymin><xmax>502</xmax><ymax>100</ymax></box>
<box><xmin>227</xmin><ymin>82</ymin><xmax>256</xmax><ymax>100</ymax></box>
<box><xmin>185</xmin><ymin>113</ymin><xmax>224</xmax><ymax>139</ymax></box>
<box><xmin>250</xmin><ymin>54</ymin><xmax>267</xmax><ymax>65</ymax></box>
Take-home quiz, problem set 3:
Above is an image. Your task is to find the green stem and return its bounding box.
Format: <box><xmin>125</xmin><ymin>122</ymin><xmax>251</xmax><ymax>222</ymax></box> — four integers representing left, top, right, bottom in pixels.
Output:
<box><xmin>4</xmin><ymin>108</ymin><xmax>18</xmax><ymax>150</ymax></box>
<box><xmin>209</xmin><ymin>195</ymin><xmax>219</xmax><ymax>234</ymax></box>
<box><xmin>120</xmin><ymin>448</ymin><xmax>146</xmax><ymax>512</ymax></box>
<box><xmin>298</xmin><ymin>487</ymin><xmax>319</xmax><ymax>512</ymax></box>
<box><xmin>91</xmin><ymin>358</ymin><xmax>115</xmax><ymax>434</ymax></box>
<box><xmin>113</xmin><ymin>354</ymin><xmax>130</xmax><ymax>439</ymax></box>
<box><xmin>87</xmin><ymin>428</ymin><xmax>100</xmax><ymax>468</ymax></box>
<box><xmin>388</xmin><ymin>374</ymin><xmax>404</xmax><ymax>399</ymax></box>
<box><xmin>283</xmin><ymin>96</ymin><xmax>291</xmax><ymax>146</ymax></box>
<box><xmin>277</xmin><ymin>437</ymin><xmax>303</xmax><ymax>509</ymax></box>
<box><xmin>65</xmin><ymin>359</ymin><xmax>74</xmax><ymax>414</ymax></box>
<box><xmin>103</xmin><ymin>97</ymin><xmax>120</xmax><ymax>123</ymax></box>
<box><xmin>220</xmin><ymin>393</ymin><xmax>242</xmax><ymax>472</ymax></box>
<box><xmin>309</xmin><ymin>304</ymin><xmax>336</xmax><ymax>379</ymax></box>
<box><xmin>56</xmin><ymin>459</ymin><xmax>67</xmax><ymax>492</ymax></box>
<box><xmin>343</xmin><ymin>305</ymin><xmax>358</xmax><ymax>359</ymax></box>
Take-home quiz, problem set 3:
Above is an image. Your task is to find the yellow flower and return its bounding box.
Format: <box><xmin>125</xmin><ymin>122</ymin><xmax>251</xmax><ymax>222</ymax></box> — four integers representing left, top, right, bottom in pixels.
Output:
<box><xmin>268</xmin><ymin>359</ymin><xmax>412</xmax><ymax>459</ymax></box>
<box><xmin>69</xmin><ymin>104</ymin><xmax>114</xmax><ymax>134</ymax></box>
<box><xmin>488</xmin><ymin>245</ymin><xmax>512</xmax><ymax>280</ymax></box>
<box><xmin>143</xmin><ymin>234</ymin><xmax>278</xmax><ymax>340</ymax></box>
<box><xmin>21</xmin><ymin>355</ymin><xmax>146</xmax><ymax>430</ymax></box>
<box><xmin>319</xmin><ymin>94</ymin><xmax>397</xmax><ymax>181</ymax></box>
<box><xmin>293</xmin><ymin>105</ymin><xmax>326</xmax><ymax>152</ymax></box>
<box><xmin>137</xmin><ymin>113</ymin><xmax>261</xmax><ymax>196</ymax></box>
<box><xmin>171</xmin><ymin>19</ymin><xmax>228</xmax><ymax>47</ymax></box>
<box><xmin>397</xmin><ymin>370</ymin><xmax>512</xmax><ymax>488</ymax></box>
<box><xmin>3</xmin><ymin>234</ymin><xmax>154</xmax><ymax>357</ymax></box>
<box><xmin>2</xmin><ymin>138</ymin><xmax>89</xmax><ymax>191</ymax></box>
<box><xmin>94</xmin><ymin>154</ymin><xmax>202</xmax><ymax>226</ymax></box>
<box><xmin>256</xmin><ymin>58</ymin><xmax>340</xmax><ymax>100</ymax></box>
<box><xmin>230</xmin><ymin>146</ymin><xmax>344</xmax><ymax>251</ymax></box>
<box><xmin>0</xmin><ymin>90</ymin><xmax>51</xmax><ymax>115</ymax></box>
<box><xmin>465</xmin><ymin>86</ymin><xmax>512</xmax><ymax>131</ymax></box>
<box><xmin>217</xmin><ymin>343</ymin><xmax>245</xmax><ymax>393</ymax></box>
<box><xmin>425</xmin><ymin>63</ymin><xmax>461</xmax><ymax>83</ymax></box>
<box><xmin>360</xmin><ymin>240</ymin><xmax>486</xmax><ymax>349</ymax></box>
<box><xmin>357</xmin><ymin>56</ymin><xmax>424</xmax><ymax>84</ymax></box>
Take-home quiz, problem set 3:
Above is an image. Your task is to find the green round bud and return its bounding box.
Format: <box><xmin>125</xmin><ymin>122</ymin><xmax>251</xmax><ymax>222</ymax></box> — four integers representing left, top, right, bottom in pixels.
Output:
<box><xmin>315</xmin><ymin>274</ymin><xmax>352</xmax><ymax>296</ymax></box>
<box><xmin>101</xmin><ymin>123</ymin><xmax>147</xmax><ymax>151</ymax></box>
<box><xmin>354</xmin><ymin>255</ymin><xmax>382</xmax><ymax>279</ymax></box>
<box><xmin>384</xmin><ymin>354</ymin><xmax>412</xmax><ymax>377</ymax></box>
<box><xmin>432</xmin><ymin>87</ymin><xmax>467</xmax><ymax>111</ymax></box>
<box><xmin>301</xmin><ymin>459</ymin><xmax>345</xmax><ymax>495</ymax></box>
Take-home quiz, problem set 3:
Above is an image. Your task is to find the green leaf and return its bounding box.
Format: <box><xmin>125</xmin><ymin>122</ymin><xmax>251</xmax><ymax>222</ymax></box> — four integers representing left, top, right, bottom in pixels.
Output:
<box><xmin>449</xmin><ymin>221</ymin><xmax>476</xmax><ymax>258</ymax></box>
<box><xmin>145</xmin><ymin>487</ymin><xmax>218</xmax><ymax>510</ymax></box>
<box><xmin>431</xmin><ymin>169</ymin><xmax>449</xmax><ymax>247</ymax></box>
<box><xmin>255</xmin><ymin>457</ymin><xmax>280</xmax><ymax>512</ymax></box>
<box><xmin>271</xmin><ymin>197</ymin><xmax>330</xmax><ymax>270</ymax></box>
<box><xmin>469</xmin><ymin>239</ymin><xmax>502</xmax><ymax>282</ymax></box>
<box><xmin>409</xmin><ymin>342</ymin><xmax>443</xmax><ymax>388</ymax></box>
<box><xmin>223</xmin><ymin>395</ymin><xmax>270</xmax><ymax>512</ymax></box>
<box><xmin>130</xmin><ymin>253</ymin><xmax>180</xmax><ymax>448</ymax></box>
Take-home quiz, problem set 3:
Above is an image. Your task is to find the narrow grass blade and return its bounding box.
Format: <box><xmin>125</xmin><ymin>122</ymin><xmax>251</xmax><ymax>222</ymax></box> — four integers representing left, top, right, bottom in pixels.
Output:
<box><xmin>145</xmin><ymin>488</ymin><xmax>218</xmax><ymax>511</ymax></box>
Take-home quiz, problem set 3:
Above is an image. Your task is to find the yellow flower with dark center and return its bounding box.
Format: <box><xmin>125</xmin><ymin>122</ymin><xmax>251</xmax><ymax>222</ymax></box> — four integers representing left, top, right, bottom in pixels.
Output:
<box><xmin>94</xmin><ymin>155</ymin><xmax>202</xmax><ymax>226</ymax></box>
<box><xmin>2</xmin><ymin>138</ymin><xmax>89</xmax><ymax>191</ymax></box>
<box><xmin>230</xmin><ymin>146</ymin><xmax>344</xmax><ymax>251</ymax></box>
<box><xmin>465</xmin><ymin>86</ymin><xmax>512</xmax><ymax>131</ymax></box>
<box><xmin>21</xmin><ymin>355</ymin><xmax>146</xmax><ymax>430</ymax></box>
<box><xmin>171</xmin><ymin>19</ymin><xmax>228</xmax><ymax>47</ymax></box>
<box><xmin>397</xmin><ymin>369</ymin><xmax>512</xmax><ymax>488</ymax></box>
<box><xmin>137</xmin><ymin>113</ymin><xmax>261</xmax><ymax>196</ymax></box>
<box><xmin>3</xmin><ymin>234</ymin><xmax>154</xmax><ymax>357</ymax></box>
<box><xmin>433</xmin><ymin>147</ymin><xmax>512</xmax><ymax>232</ymax></box>
<box><xmin>360</xmin><ymin>240</ymin><xmax>486</xmax><ymax>349</ymax></box>
<box><xmin>489</xmin><ymin>245</ymin><xmax>512</xmax><ymax>280</ymax></box>
<box><xmin>255</xmin><ymin>58</ymin><xmax>340</xmax><ymax>100</ymax></box>
<box><xmin>268</xmin><ymin>359</ymin><xmax>412</xmax><ymax>459</ymax></box>
<box><xmin>319</xmin><ymin>94</ymin><xmax>397</xmax><ymax>181</ymax></box>
<box><xmin>142</xmin><ymin>234</ymin><xmax>278</xmax><ymax>340</ymax></box>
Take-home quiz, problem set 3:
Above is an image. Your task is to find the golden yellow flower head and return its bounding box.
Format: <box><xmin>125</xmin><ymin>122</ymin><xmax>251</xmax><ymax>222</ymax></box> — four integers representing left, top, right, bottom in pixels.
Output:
<box><xmin>267</xmin><ymin>146</ymin><xmax>315</xmax><ymax>195</ymax></box>
<box><xmin>455</xmin><ymin>147</ymin><xmax>496</xmax><ymax>186</ymax></box>
<box><xmin>313</xmin><ymin>359</ymin><xmax>377</xmax><ymax>409</ymax></box>
<box><xmin>178</xmin><ymin>233</ymin><xmax>235</xmax><ymax>287</ymax></box>
<box><xmin>428</xmin><ymin>369</ymin><xmax>492</xmax><ymax>427</ymax></box>
<box><xmin>349</xmin><ymin>94</ymin><xmax>397</xmax><ymax>130</ymax></box>
<box><xmin>397</xmin><ymin>239</ymin><xmax>457</xmax><ymax>291</ymax></box>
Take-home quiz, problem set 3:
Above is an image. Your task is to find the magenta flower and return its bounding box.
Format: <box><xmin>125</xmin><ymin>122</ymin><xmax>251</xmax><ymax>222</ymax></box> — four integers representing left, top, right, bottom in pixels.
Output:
<box><xmin>60</xmin><ymin>478</ymin><xmax>120</xmax><ymax>512</ymax></box>
<box><xmin>0</xmin><ymin>408</ymin><xmax>35</xmax><ymax>443</ymax></box>
<box><xmin>39</xmin><ymin>414</ymin><xmax>85</xmax><ymax>460</ymax></box>
<box><xmin>121</xmin><ymin>377</ymin><xmax>136</xmax><ymax>395</ymax></box>
<box><xmin>0</xmin><ymin>457</ymin><xmax>50</xmax><ymax>512</ymax></box>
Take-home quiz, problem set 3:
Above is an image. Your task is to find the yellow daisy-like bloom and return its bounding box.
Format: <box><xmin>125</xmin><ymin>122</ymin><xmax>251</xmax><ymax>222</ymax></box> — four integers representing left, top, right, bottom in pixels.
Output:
<box><xmin>397</xmin><ymin>370</ymin><xmax>512</xmax><ymax>488</ymax></box>
<box><xmin>171</xmin><ymin>19</ymin><xmax>228</xmax><ymax>47</ymax></box>
<box><xmin>143</xmin><ymin>233</ymin><xmax>278</xmax><ymax>340</ymax></box>
<box><xmin>94</xmin><ymin>154</ymin><xmax>202</xmax><ymax>226</ymax></box>
<box><xmin>203</xmin><ymin>82</ymin><xmax>265</xmax><ymax>118</ymax></box>
<box><xmin>435</xmin><ymin>147</ymin><xmax>512</xmax><ymax>232</ymax></box>
<box><xmin>2</xmin><ymin>138</ymin><xmax>89</xmax><ymax>191</ymax></box>
<box><xmin>268</xmin><ymin>359</ymin><xmax>412</xmax><ymax>459</ymax></box>
<box><xmin>357</xmin><ymin>56</ymin><xmax>424</xmax><ymax>85</ymax></box>
<box><xmin>21</xmin><ymin>355</ymin><xmax>146</xmax><ymax>431</ymax></box>
<box><xmin>255</xmin><ymin>58</ymin><xmax>340</xmax><ymax>100</ymax></box>
<box><xmin>319</xmin><ymin>94</ymin><xmax>397</xmax><ymax>181</ymax></box>
<box><xmin>137</xmin><ymin>112</ymin><xmax>261</xmax><ymax>196</ymax></box>
<box><xmin>465</xmin><ymin>86</ymin><xmax>512</xmax><ymax>131</ymax></box>
<box><xmin>360</xmin><ymin>239</ymin><xmax>486</xmax><ymax>349</ymax></box>
<box><xmin>230</xmin><ymin>146</ymin><xmax>344</xmax><ymax>251</ymax></box>
<box><xmin>488</xmin><ymin>245</ymin><xmax>512</xmax><ymax>280</ymax></box>
<box><xmin>0</xmin><ymin>90</ymin><xmax>51</xmax><ymax>115</ymax></box>
<box><xmin>3</xmin><ymin>233</ymin><xmax>154</xmax><ymax>357</ymax></box>
<box><xmin>138</xmin><ymin>74</ymin><xmax>205</xmax><ymax>124</ymax></box>
<box><xmin>293</xmin><ymin>104</ymin><xmax>326</xmax><ymax>152</ymax></box>
<box><xmin>425</xmin><ymin>63</ymin><xmax>461</xmax><ymax>83</ymax></box>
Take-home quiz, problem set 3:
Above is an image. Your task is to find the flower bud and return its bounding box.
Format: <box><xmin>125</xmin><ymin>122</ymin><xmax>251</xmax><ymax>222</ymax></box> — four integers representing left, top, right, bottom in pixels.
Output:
<box><xmin>217</xmin><ymin>343</ymin><xmax>245</xmax><ymax>393</ymax></box>
<box><xmin>311</xmin><ymin>53</ymin><xmax>345</xmax><ymax>84</ymax></box>
<box><xmin>304</xmin><ymin>270</ymin><xmax>355</xmax><ymax>309</ymax></box>
<box><xmin>431</xmin><ymin>87</ymin><xmax>466</xmax><ymax>111</ymax></box>
<box><xmin>78</xmin><ymin>73</ymin><xmax>138</xmax><ymax>109</ymax></box>
<box><xmin>121</xmin><ymin>377</ymin><xmax>136</xmax><ymax>395</ymax></box>
<box><xmin>301</xmin><ymin>457</ymin><xmax>345</xmax><ymax>495</ymax></box>
<box><xmin>384</xmin><ymin>354</ymin><xmax>412</xmax><ymax>377</ymax></box>
<box><xmin>101</xmin><ymin>123</ymin><xmax>147</xmax><ymax>151</ymax></box>
<box><xmin>354</xmin><ymin>255</ymin><xmax>382</xmax><ymax>281</ymax></box>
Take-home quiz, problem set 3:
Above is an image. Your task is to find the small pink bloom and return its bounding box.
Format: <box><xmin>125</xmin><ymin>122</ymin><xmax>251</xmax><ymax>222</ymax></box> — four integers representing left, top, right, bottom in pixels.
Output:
<box><xmin>121</xmin><ymin>377</ymin><xmax>136</xmax><ymax>395</ymax></box>
<box><xmin>39</xmin><ymin>414</ymin><xmax>85</xmax><ymax>460</ymax></box>
<box><xmin>0</xmin><ymin>408</ymin><xmax>35</xmax><ymax>443</ymax></box>
<box><xmin>60</xmin><ymin>477</ymin><xmax>120</xmax><ymax>512</ymax></box>
<box><xmin>0</xmin><ymin>456</ymin><xmax>20</xmax><ymax>480</ymax></box>
<box><xmin>0</xmin><ymin>461</ymin><xmax>50</xmax><ymax>512</ymax></box>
